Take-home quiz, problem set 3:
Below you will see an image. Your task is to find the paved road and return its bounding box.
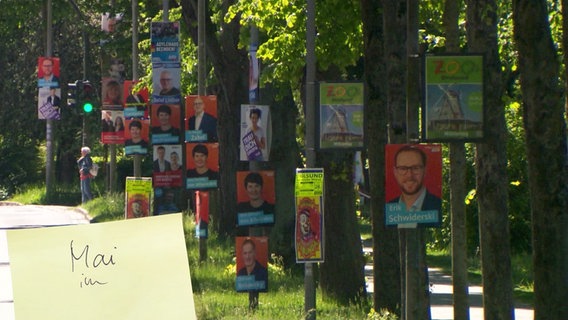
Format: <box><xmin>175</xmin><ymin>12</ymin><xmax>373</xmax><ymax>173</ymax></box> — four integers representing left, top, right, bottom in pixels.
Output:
<box><xmin>0</xmin><ymin>202</ymin><xmax>90</xmax><ymax>320</ymax></box>
<box><xmin>364</xmin><ymin>246</ymin><xmax>534</xmax><ymax>320</ymax></box>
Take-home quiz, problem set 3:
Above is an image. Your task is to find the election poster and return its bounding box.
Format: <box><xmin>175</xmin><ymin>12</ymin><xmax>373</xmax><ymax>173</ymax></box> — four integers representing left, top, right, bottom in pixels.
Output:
<box><xmin>424</xmin><ymin>55</ymin><xmax>484</xmax><ymax>141</ymax></box>
<box><xmin>318</xmin><ymin>82</ymin><xmax>364</xmax><ymax>150</ymax></box>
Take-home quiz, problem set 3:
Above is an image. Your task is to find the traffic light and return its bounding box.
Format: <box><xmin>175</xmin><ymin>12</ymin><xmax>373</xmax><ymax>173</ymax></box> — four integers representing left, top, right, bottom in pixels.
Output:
<box><xmin>67</xmin><ymin>80</ymin><xmax>81</xmax><ymax>108</ymax></box>
<box><xmin>80</xmin><ymin>80</ymin><xmax>94</xmax><ymax>113</ymax></box>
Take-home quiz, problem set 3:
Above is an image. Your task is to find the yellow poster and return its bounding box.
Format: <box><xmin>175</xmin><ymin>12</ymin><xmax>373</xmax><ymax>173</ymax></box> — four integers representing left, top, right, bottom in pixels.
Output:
<box><xmin>7</xmin><ymin>214</ymin><xmax>196</xmax><ymax>320</ymax></box>
<box><xmin>295</xmin><ymin>168</ymin><xmax>325</xmax><ymax>263</ymax></box>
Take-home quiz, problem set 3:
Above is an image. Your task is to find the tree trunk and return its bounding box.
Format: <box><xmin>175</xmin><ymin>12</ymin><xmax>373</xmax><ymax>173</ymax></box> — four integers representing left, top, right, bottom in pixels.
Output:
<box><xmin>466</xmin><ymin>1</ymin><xmax>515</xmax><ymax>319</ymax></box>
<box><xmin>263</xmin><ymin>84</ymin><xmax>301</xmax><ymax>265</ymax></box>
<box><xmin>513</xmin><ymin>1</ymin><xmax>568</xmax><ymax>318</ymax></box>
<box><xmin>444</xmin><ymin>0</ymin><xmax>470</xmax><ymax>319</ymax></box>
<box><xmin>181</xmin><ymin>0</ymin><xmax>249</xmax><ymax>237</ymax></box>
<box><xmin>319</xmin><ymin>151</ymin><xmax>367</xmax><ymax>304</ymax></box>
<box><xmin>361</xmin><ymin>0</ymin><xmax>402</xmax><ymax>312</ymax></box>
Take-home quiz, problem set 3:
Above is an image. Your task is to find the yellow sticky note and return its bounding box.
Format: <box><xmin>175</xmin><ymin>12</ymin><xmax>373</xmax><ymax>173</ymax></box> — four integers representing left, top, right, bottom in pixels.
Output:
<box><xmin>7</xmin><ymin>213</ymin><xmax>196</xmax><ymax>320</ymax></box>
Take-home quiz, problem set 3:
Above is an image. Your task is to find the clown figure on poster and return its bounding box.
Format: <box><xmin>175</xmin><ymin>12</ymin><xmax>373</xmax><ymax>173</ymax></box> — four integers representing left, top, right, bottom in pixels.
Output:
<box><xmin>295</xmin><ymin>196</ymin><xmax>323</xmax><ymax>262</ymax></box>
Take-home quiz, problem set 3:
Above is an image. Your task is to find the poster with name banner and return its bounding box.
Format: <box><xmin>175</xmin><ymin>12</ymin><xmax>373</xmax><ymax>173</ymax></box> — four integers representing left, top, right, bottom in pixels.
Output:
<box><xmin>235</xmin><ymin>236</ymin><xmax>268</xmax><ymax>292</ymax></box>
<box><xmin>384</xmin><ymin>144</ymin><xmax>442</xmax><ymax>228</ymax></box>
<box><xmin>6</xmin><ymin>214</ymin><xmax>196</xmax><ymax>320</ymax></box>
<box><xmin>294</xmin><ymin>168</ymin><xmax>325</xmax><ymax>263</ymax></box>
<box><xmin>318</xmin><ymin>82</ymin><xmax>364</xmax><ymax>150</ymax></box>
<box><xmin>424</xmin><ymin>55</ymin><xmax>484</xmax><ymax>141</ymax></box>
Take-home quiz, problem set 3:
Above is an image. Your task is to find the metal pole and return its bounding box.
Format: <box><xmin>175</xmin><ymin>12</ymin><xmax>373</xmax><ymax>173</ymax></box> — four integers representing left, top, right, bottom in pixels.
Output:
<box><xmin>131</xmin><ymin>0</ymin><xmax>143</xmax><ymax>178</ymax></box>
<box><xmin>305</xmin><ymin>0</ymin><xmax>316</xmax><ymax>318</ymax></box>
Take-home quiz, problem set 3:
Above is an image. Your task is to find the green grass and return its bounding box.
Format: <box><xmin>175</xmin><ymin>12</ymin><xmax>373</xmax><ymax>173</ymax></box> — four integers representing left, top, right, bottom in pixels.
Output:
<box><xmin>8</xmin><ymin>186</ymin><xmax>533</xmax><ymax>318</ymax></box>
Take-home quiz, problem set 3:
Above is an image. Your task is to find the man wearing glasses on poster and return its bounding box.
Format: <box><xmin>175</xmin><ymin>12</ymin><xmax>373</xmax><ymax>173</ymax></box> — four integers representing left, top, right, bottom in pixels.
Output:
<box><xmin>386</xmin><ymin>144</ymin><xmax>442</xmax><ymax>227</ymax></box>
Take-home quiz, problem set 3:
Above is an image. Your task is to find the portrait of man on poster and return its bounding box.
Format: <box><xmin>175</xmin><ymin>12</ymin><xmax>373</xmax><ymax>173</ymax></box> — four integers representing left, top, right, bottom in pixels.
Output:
<box><xmin>385</xmin><ymin>144</ymin><xmax>442</xmax><ymax>227</ymax></box>
<box><xmin>236</xmin><ymin>237</ymin><xmax>268</xmax><ymax>292</ymax></box>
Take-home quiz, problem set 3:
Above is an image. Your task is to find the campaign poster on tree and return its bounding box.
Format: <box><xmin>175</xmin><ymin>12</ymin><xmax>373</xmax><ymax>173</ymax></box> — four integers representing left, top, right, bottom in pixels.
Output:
<box><xmin>152</xmin><ymin>144</ymin><xmax>183</xmax><ymax>188</ymax></box>
<box><xmin>38</xmin><ymin>86</ymin><xmax>61</xmax><ymax>120</ymax></box>
<box><xmin>236</xmin><ymin>170</ymin><xmax>276</xmax><ymax>227</ymax></box>
<box><xmin>185</xmin><ymin>95</ymin><xmax>218</xmax><ymax>143</ymax></box>
<box><xmin>123</xmin><ymin>80</ymin><xmax>149</xmax><ymax>118</ymax></box>
<box><xmin>423</xmin><ymin>55</ymin><xmax>484</xmax><ymax>141</ymax></box>
<box><xmin>101</xmin><ymin>109</ymin><xmax>125</xmax><ymax>144</ymax></box>
<box><xmin>294</xmin><ymin>168</ymin><xmax>325</xmax><ymax>263</ymax></box>
<box><xmin>125</xmin><ymin>177</ymin><xmax>153</xmax><ymax>219</ymax></box>
<box><xmin>240</xmin><ymin>104</ymin><xmax>271</xmax><ymax>162</ymax></box>
<box><xmin>318</xmin><ymin>82</ymin><xmax>364</xmax><ymax>150</ymax></box>
<box><xmin>235</xmin><ymin>236</ymin><xmax>268</xmax><ymax>292</ymax></box>
<box><xmin>150</xmin><ymin>103</ymin><xmax>182</xmax><ymax>145</ymax></box>
<box><xmin>194</xmin><ymin>191</ymin><xmax>209</xmax><ymax>238</ymax></box>
<box><xmin>384</xmin><ymin>144</ymin><xmax>442</xmax><ymax>228</ymax></box>
<box><xmin>151</xmin><ymin>21</ymin><xmax>180</xmax><ymax>64</ymax></box>
<box><xmin>185</xmin><ymin>143</ymin><xmax>219</xmax><ymax>190</ymax></box>
<box><xmin>124</xmin><ymin>118</ymin><xmax>150</xmax><ymax>156</ymax></box>
<box><xmin>37</xmin><ymin>56</ymin><xmax>60</xmax><ymax>88</ymax></box>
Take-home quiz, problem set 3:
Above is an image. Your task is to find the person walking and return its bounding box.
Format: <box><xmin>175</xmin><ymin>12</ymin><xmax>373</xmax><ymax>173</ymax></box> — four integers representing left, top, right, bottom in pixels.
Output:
<box><xmin>77</xmin><ymin>146</ymin><xmax>94</xmax><ymax>203</ymax></box>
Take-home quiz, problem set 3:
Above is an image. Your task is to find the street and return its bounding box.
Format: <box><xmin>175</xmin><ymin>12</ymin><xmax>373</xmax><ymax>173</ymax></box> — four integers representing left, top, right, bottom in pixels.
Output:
<box><xmin>363</xmin><ymin>244</ymin><xmax>535</xmax><ymax>320</ymax></box>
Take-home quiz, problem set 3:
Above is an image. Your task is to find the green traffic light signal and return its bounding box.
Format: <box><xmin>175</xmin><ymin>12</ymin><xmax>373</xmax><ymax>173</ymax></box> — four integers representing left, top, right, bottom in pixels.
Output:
<box><xmin>83</xmin><ymin>102</ymin><xmax>94</xmax><ymax>113</ymax></box>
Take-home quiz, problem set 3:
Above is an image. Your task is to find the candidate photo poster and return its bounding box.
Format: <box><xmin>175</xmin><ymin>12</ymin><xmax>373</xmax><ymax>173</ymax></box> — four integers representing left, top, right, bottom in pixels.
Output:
<box><xmin>150</xmin><ymin>103</ymin><xmax>182</xmax><ymax>144</ymax></box>
<box><xmin>152</xmin><ymin>144</ymin><xmax>183</xmax><ymax>188</ymax></box>
<box><xmin>101</xmin><ymin>109</ymin><xmax>125</xmax><ymax>144</ymax></box>
<box><xmin>38</xmin><ymin>86</ymin><xmax>61</xmax><ymax>120</ymax></box>
<box><xmin>194</xmin><ymin>190</ymin><xmax>209</xmax><ymax>238</ymax></box>
<box><xmin>236</xmin><ymin>170</ymin><xmax>276</xmax><ymax>227</ymax></box>
<box><xmin>154</xmin><ymin>187</ymin><xmax>182</xmax><ymax>215</ymax></box>
<box><xmin>240</xmin><ymin>104</ymin><xmax>271</xmax><ymax>162</ymax></box>
<box><xmin>124</xmin><ymin>118</ymin><xmax>150</xmax><ymax>156</ymax></box>
<box><xmin>424</xmin><ymin>55</ymin><xmax>484</xmax><ymax>141</ymax></box>
<box><xmin>152</xmin><ymin>64</ymin><xmax>182</xmax><ymax>105</ymax></box>
<box><xmin>235</xmin><ymin>236</ymin><xmax>268</xmax><ymax>293</ymax></box>
<box><xmin>185</xmin><ymin>95</ymin><xmax>218</xmax><ymax>143</ymax></box>
<box><xmin>123</xmin><ymin>80</ymin><xmax>149</xmax><ymax>119</ymax></box>
<box><xmin>185</xmin><ymin>142</ymin><xmax>219</xmax><ymax>190</ymax></box>
<box><xmin>38</xmin><ymin>56</ymin><xmax>60</xmax><ymax>88</ymax></box>
<box><xmin>318</xmin><ymin>82</ymin><xmax>364</xmax><ymax>150</ymax></box>
<box><xmin>102</xmin><ymin>76</ymin><xmax>124</xmax><ymax>108</ymax></box>
<box><xmin>384</xmin><ymin>144</ymin><xmax>443</xmax><ymax>227</ymax></box>
<box><xmin>125</xmin><ymin>177</ymin><xmax>153</xmax><ymax>219</ymax></box>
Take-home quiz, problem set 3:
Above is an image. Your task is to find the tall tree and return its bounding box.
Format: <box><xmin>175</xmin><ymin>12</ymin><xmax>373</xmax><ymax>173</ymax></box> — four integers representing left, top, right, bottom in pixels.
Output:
<box><xmin>512</xmin><ymin>1</ymin><xmax>568</xmax><ymax>318</ymax></box>
<box><xmin>180</xmin><ymin>0</ymin><xmax>249</xmax><ymax>236</ymax></box>
<box><xmin>361</xmin><ymin>0</ymin><xmax>401</xmax><ymax>313</ymax></box>
<box><xmin>443</xmin><ymin>0</ymin><xmax>470</xmax><ymax>319</ymax></box>
<box><xmin>466</xmin><ymin>1</ymin><xmax>515</xmax><ymax>319</ymax></box>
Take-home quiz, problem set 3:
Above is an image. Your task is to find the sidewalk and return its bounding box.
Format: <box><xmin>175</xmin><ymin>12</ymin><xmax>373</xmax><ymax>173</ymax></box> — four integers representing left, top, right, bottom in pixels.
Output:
<box><xmin>363</xmin><ymin>245</ymin><xmax>534</xmax><ymax>319</ymax></box>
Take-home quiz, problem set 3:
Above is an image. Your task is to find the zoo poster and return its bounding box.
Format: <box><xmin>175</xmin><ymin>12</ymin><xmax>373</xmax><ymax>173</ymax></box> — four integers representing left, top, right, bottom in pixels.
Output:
<box><xmin>423</xmin><ymin>55</ymin><xmax>484</xmax><ymax>141</ymax></box>
<box><xmin>318</xmin><ymin>82</ymin><xmax>364</xmax><ymax>150</ymax></box>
